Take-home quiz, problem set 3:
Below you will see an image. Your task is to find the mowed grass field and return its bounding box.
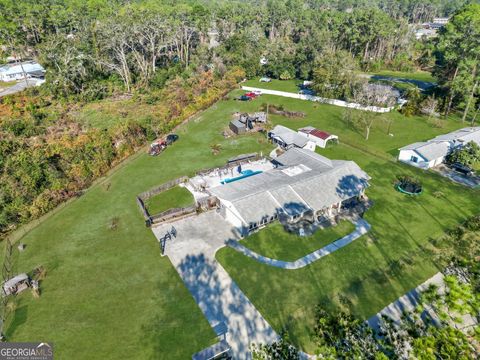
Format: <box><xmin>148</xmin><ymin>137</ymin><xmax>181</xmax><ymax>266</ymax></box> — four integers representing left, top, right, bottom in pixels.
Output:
<box><xmin>5</xmin><ymin>88</ymin><xmax>478</xmax><ymax>358</ymax></box>
<box><xmin>215</xmin><ymin>92</ymin><xmax>480</xmax><ymax>351</ymax></box>
<box><xmin>370</xmin><ymin>70</ymin><xmax>437</xmax><ymax>83</ymax></box>
<box><xmin>5</xmin><ymin>95</ymin><xmax>272</xmax><ymax>359</ymax></box>
<box><xmin>216</xmin><ymin>142</ymin><xmax>480</xmax><ymax>352</ymax></box>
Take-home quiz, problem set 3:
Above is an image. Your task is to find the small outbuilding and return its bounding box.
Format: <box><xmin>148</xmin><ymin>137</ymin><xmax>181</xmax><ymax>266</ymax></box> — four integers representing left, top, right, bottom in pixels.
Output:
<box><xmin>2</xmin><ymin>273</ymin><xmax>30</xmax><ymax>296</ymax></box>
<box><xmin>268</xmin><ymin>125</ymin><xmax>316</xmax><ymax>151</ymax></box>
<box><xmin>298</xmin><ymin>126</ymin><xmax>338</xmax><ymax>148</ymax></box>
<box><xmin>229</xmin><ymin>119</ymin><xmax>246</xmax><ymax>135</ymax></box>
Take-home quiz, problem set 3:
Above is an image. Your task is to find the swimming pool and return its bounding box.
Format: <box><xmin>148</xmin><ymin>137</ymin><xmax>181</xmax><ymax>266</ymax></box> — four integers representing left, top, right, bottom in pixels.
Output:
<box><xmin>221</xmin><ymin>170</ymin><xmax>263</xmax><ymax>184</ymax></box>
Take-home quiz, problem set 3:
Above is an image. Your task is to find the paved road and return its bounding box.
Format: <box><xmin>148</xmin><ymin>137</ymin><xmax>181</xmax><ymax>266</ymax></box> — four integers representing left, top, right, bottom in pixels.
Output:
<box><xmin>226</xmin><ymin>219</ymin><xmax>371</xmax><ymax>269</ymax></box>
<box><xmin>367</xmin><ymin>272</ymin><xmax>444</xmax><ymax>331</ymax></box>
<box><xmin>0</xmin><ymin>78</ymin><xmax>44</xmax><ymax>97</ymax></box>
<box><xmin>152</xmin><ymin>212</ymin><xmax>278</xmax><ymax>359</ymax></box>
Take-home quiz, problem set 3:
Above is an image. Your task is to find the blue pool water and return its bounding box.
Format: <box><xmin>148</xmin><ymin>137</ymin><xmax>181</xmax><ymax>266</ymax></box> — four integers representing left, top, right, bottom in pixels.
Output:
<box><xmin>221</xmin><ymin>170</ymin><xmax>263</xmax><ymax>184</ymax></box>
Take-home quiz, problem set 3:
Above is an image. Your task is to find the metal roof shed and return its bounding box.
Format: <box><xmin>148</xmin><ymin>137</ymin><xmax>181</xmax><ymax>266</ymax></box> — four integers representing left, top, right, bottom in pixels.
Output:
<box><xmin>229</xmin><ymin>119</ymin><xmax>246</xmax><ymax>135</ymax></box>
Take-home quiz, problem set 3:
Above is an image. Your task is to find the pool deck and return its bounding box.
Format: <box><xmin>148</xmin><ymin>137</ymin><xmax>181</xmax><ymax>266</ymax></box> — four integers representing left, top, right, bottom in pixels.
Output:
<box><xmin>186</xmin><ymin>159</ymin><xmax>276</xmax><ymax>202</ymax></box>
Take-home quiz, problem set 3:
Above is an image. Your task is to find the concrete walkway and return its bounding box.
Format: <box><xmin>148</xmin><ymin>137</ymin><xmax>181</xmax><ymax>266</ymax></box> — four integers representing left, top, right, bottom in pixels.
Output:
<box><xmin>367</xmin><ymin>272</ymin><xmax>445</xmax><ymax>331</ymax></box>
<box><xmin>226</xmin><ymin>219</ymin><xmax>371</xmax><ymax>270</ymax></box>
<box><xmin>152</xmin><ymin>212</ymin><xmax>278</xmax><ymax>359</ymax></box>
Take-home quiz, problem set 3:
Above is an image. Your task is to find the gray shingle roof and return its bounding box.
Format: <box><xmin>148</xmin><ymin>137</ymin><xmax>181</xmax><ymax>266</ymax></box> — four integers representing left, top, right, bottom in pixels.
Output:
<box><xmin>399</xmin><ymin>127</ymin><xmax>480</xmax><ymax>162</ymax></box>
<box><xmin>230</xmin><ymin>119</ymin><xmax>245</xmax><ymax>129</ymax></box>
<box><xmin>210</xmin><ymin>148</ymin><xmax>369</xmax><ymax>225</ymax></box>
<box><xmin>270</xmin><ymin>125</ymin><xmax>308</xmax><ymax>147</ymax></box>
<box><xmin>431</xmin><ymin>127</ymin><xmax>480</xmax><ymax>144</ymax></box>
<box><xmin>399</xmin><ymin>141</ymin><xmax>450</xmax><ymax>161</ymax></box>
<box><xmin>414</xmin><ymin>142</ymin><xmax>450</xmax><ymax>161</ymax></box>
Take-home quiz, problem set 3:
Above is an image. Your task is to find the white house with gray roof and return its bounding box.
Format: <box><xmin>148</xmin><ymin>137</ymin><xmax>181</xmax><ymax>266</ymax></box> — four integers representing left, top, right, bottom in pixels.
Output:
<box><xmin>398</xmin><ymin>127</ymin><xmax>480</xmax><ymax>169</ymax></box>
<box><xmin>268</xmin><ymin>125</ymin><xmax>316</xmax><ymax>151</ymax></box>
<box><xmin>0</xmin><ymin>61</ymin><xmax>45</xmax><ymax>81</ymax></box>
<box><xmin>209</xmin><ymin>148</ymin><xmax>370</xmax><ymax>235</ymax></box>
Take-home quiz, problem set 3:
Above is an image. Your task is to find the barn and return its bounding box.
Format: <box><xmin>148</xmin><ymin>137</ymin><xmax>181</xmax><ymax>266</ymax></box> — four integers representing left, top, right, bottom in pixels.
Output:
<box><xmin>298</xmin><ymin>126</ymin><xmax>339</xmax><ymax>148</ymax></box>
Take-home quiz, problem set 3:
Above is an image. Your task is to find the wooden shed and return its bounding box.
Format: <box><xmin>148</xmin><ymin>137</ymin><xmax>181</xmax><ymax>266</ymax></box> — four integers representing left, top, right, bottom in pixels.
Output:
<box><xmin>229</xmin><ymin>119</ymin><xmax>246</xmax><ymax>135</ymax></box>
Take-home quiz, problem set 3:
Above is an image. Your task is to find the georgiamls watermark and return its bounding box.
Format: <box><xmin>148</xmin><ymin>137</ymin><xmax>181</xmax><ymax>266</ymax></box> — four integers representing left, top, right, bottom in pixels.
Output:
<box><xmin>0</xmin><ymin>343</ymin><xmax>53</xmax><ymax>360</ymax></box>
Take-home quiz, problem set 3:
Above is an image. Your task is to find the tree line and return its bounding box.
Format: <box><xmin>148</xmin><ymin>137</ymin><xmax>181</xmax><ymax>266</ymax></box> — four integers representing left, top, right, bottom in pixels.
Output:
<box><xmin>0</xmin><ymin>0</ymin><xmax>474</xmax><ymax>97</ymax></box>
<box><xmin>0</xmin><ymin>0</ymin><xmax>478</xmax><ymax>233</ymax></box>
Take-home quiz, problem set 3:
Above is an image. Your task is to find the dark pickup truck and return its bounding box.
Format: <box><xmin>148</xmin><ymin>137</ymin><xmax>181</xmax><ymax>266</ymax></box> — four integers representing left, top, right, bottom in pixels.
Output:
<box><xmin>449</xmin><ymin>162</ymin><xmax>474</xmax><ymax>176</ymax></box>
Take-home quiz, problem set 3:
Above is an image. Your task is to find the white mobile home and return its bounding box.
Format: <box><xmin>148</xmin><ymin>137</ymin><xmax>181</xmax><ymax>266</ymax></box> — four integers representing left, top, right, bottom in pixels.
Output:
<box><xmin>398</xmin><ymin>127</ymin><xmax>480</xmax><ymax>169</ymax></box>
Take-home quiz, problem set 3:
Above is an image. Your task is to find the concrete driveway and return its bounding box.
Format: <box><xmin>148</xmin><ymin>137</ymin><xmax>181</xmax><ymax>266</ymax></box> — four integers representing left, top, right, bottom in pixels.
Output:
<box><xmin>432</xmin><ymin>164</ymin><xmax>480</xmax><ymax>188</ymax></box>
<box><xmin>0</xmin><ymin>78</ymin><xmax>44</xmax><ymax>97</ymax></box>
<box><xmin>152</xmin><ymin>211</ymin><xmax>278</xmax><ymax>359</ymax></box>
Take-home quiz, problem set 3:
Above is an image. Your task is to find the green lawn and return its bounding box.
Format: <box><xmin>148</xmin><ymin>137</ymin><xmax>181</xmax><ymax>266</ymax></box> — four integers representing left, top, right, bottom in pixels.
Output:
<box><xmin>243</xmin><ymin>78</ymin><xmax>301</xmax><ymax>93</ymax></box>
<box><xmin>216</xmin><ymin>143</ymin><xmax>480</xmax><ymax>352</ymax></box>
<box><xmin>145</xmin><ymin>186</ymin><xmax>193</xmax><ymax>215</ymax></box>
<box><xmin>239</xmin><ymin>221</ymin><xmax>355</xmax><ymax>261</ymax></box>
<box><xmin>249</xmin><ymin>91</ymin><xmax>461</xmax><ymax>160</ymax></box>
<box><xmin>5</xmin><ymin>96</ymin><xmax>272</xmax><ymax>359</ymax></box>
<box><xmin>6</xmin><ymin>87</ymin><xmax>477</xmax><ymax>358</ymax></box>
<box><xmin>370</xmin><ymin>70</ymin><xmax>436</xmax><ymax>83</ymax></box>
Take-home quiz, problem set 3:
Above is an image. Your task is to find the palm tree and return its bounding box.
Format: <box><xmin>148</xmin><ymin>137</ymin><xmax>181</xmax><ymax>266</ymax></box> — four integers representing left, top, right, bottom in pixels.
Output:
<box><xmin>210</xmin><ymin>143</ymin><xmax>222</xmax><ymax>155</ymax></box>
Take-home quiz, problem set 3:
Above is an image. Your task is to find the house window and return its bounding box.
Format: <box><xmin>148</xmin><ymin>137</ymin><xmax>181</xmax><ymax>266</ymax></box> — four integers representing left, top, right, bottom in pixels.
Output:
<box><xmin>410</xmin><ymin>156</ymin><xmax>418</xmax><ymax>163</ymax></box>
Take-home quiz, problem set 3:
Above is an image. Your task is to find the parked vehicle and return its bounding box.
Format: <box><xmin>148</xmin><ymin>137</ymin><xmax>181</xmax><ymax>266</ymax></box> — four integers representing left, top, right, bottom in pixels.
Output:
<box><xmin>166</xmin><ymin>134</ymin><xmax>179</xmax><ymax>145</ymax></box>
<box><xmin>149</xmin><ymin>134</ymin><xmax>178</xmax><ymax>156</ymax></box>
<box><xmin>244</xmin><ymin>92</ymin><xmax>259</xmax><ymax>98</ymax></box>
<box><xmin>449</xmin><ymin>162</ymin><xmax>474</xmax><ymax>176</ymax></box>
<box><xmin>149</xmin><ymin>141</ymin><xmax>167</xmax><ymax>156</ymax></box>
<box><xmin>237</xmin><ymin>95</ymin><xmax>253</xmax><ymax>101</ymax></box>
<box><xmin>259</xmin><ymin>77</ymin><xmax>271</xmax><ymax>82</ymax></box>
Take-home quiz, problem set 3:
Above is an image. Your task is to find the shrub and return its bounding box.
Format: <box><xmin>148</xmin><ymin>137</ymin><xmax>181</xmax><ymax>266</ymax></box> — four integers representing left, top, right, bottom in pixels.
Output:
<box><xmin>279</xmin><ymin>70</ymin><xmax>293</xmax><ymax>80</ymax></box>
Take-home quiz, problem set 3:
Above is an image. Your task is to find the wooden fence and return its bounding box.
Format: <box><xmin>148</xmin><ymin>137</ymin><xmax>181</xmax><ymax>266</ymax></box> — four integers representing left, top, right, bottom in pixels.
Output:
<box><xmin>137</xmin><ymin>175</ymin><xmax>220</xmax><ymax>227</ymax></box>
<box><xmin>195</xmin><ymin>153</ymin><xmax>263</xmax><ymax>177</ymax></box>
<box><xmin>138</xmin><ymin>176</ymin><xmax>189</xmax><ymax>201</ymax></box>
<box><xmin>150</xmin><ymin>205</ymin><xmax>197</xmax><ymax>226</ymax></box>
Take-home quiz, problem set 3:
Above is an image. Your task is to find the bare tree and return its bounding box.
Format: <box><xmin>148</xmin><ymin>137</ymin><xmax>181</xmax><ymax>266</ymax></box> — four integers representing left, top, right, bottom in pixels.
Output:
<box><xmin>351</xmin><ymin>83</ymin><xmax>397</xmax><ymax>140</ymax></box>
<box><xmin>95</xmin><ymin>20</ymin><xmax>132</xmax><ymax>92</ymax></box>
<box><xmin>420</xmin><ymin>95</ymin><xmax>439</xmax><ymax>121</ymax></box>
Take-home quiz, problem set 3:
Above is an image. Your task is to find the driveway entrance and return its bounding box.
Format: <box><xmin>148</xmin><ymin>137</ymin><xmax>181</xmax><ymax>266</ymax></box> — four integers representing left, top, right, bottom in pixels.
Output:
<box><xmin>152</xmin><ymin>211</ymin><xmax>277</xmax><ymax>359</ymax></box>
